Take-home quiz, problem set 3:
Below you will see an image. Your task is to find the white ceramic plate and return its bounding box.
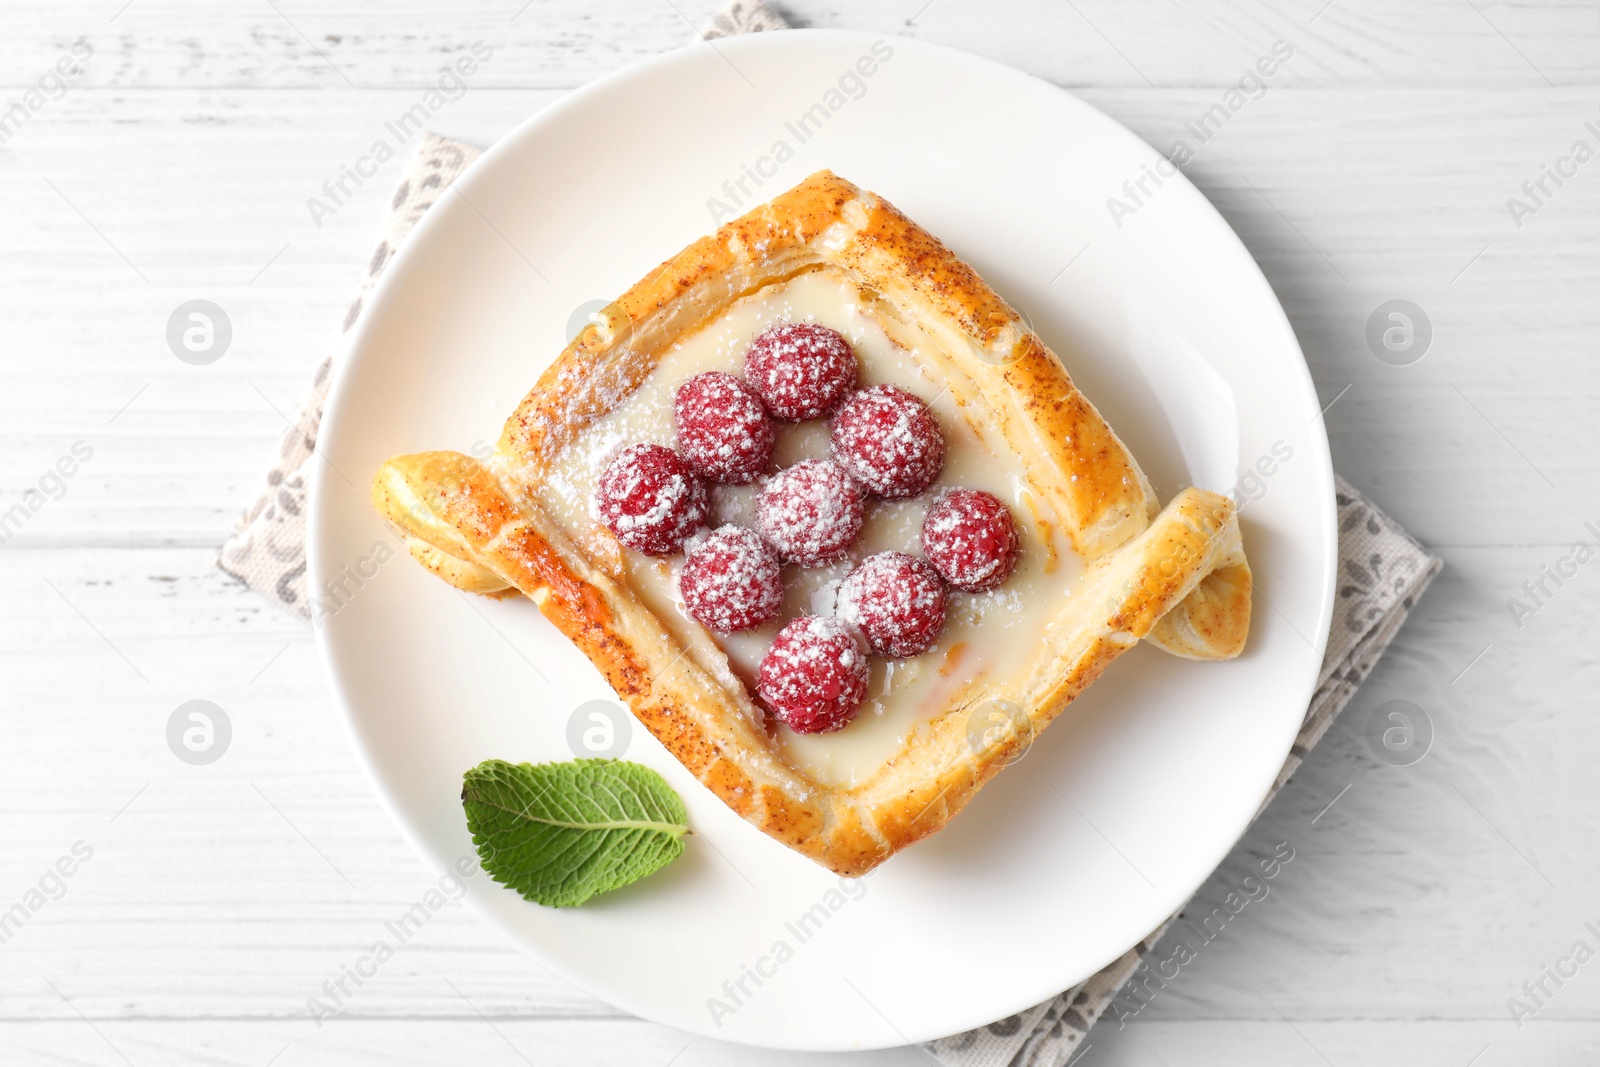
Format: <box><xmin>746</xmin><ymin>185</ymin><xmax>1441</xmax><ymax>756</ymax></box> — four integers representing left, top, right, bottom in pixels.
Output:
<box><xmin>311</xmin><ymin>30</ymin><xmax>1336</xmax><ymax>1051</ymax></box>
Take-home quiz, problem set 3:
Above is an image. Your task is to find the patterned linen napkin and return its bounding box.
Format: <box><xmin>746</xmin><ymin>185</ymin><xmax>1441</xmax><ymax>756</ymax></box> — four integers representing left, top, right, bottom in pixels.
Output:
<box><xmin>217</xmin><ymin>3</ymin><xmax>783</xmax><ymax>609</ymax></box>
<box><xmin>218</xmin><ymin>132</ymin><xmax>480</xmax><ymax>606</ymax></box>
<box><xmin>924</xmin><ymin>475</ymin><xmax>1441</xmax><ymax>1067</ymax></box>
<box><xmin>219</xmin><ymin>4</ymin><xmax>1444</xmax><ymax>1063</ymax></box>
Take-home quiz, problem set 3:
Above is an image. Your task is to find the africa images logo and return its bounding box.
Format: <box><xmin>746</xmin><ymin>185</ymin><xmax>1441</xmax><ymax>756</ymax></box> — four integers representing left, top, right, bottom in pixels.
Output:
<box><xmin>1504</xmin><ymin>113</ymin><xmax>1600</xmax><ymax>230</ymax></box>
<box><xmin>305</xmin><ymin>41</ymin><xmax>494</xmax><ymax>228</ymax></box>
<box><xmin>1105</xmin><ymin>40</ymin><xmax>1295</xmax><ymax>228</ymax></box>
<box><xmin>705</xmin><ymin>40</ymin><xmax>894</xmax><ymax>225</ymax></box>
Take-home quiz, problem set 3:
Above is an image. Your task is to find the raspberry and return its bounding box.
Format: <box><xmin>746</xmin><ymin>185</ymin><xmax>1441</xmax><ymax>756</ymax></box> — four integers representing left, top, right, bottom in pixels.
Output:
<box><xmin>757</xmin><ymin>615</ymin><xmax>869</xmax><ymax>734</ymax></box>
<box><xmin>594</xmin><ymin>443</ymin><xmax>708</xmax><ymax>556</ymax></box>
<box><xmin>673</xmin><ymin>371</ymin><xmax>774</xmax><ymax>484</ymax></box>
<box><xmin>921</xmin><ymin>488</ymin><xmax>1019</xmax><ymax>592</ymax></box>
<box><xmin>836</xmin><ymin>551</ymin><xmax>948</xmax><ymax>657</ymax></box>
<box><xmin>754</xmin><ymin>459</ymin><xmax>865</xmax><ymax>567</ymax></box>
<box><xmin>743</xmin><ymin>323</ymin><xmax>858</xmax><ymax>420</ymax></box>
<box><xmin>830</xmin><ymin>385</ymin><xmax>945</xmax><ymax>498</ymax></box>
<box><xmin>679</xmin><ymin>525</ymin><xmax>784</xmax><ymax>634</ymax></box>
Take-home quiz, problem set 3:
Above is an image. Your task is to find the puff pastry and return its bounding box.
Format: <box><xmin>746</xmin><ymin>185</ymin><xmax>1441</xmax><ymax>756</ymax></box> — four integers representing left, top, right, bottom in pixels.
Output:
<box><xmin>372</xmin><ymin>171</ymin><xmax>1251</xmax><ymax>876</ymax></box>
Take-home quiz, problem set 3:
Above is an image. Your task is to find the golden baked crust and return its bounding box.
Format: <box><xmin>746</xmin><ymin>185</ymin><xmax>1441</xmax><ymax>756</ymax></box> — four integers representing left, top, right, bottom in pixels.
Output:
<box><xmin>371</xmin><ymin>171</ymin><xmax>1252</xmax><ymax>875</ymax></box>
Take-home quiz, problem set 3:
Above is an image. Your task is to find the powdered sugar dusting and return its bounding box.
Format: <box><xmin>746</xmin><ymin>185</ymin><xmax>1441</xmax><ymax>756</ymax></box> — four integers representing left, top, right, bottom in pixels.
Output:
<box><xmin>594</xmin><ymin>443</ymin><xmax>708</xmax><ymax>555</ymax></box>
<box><xmin>836</xmin><ymin>551</ymin><xmax>948</xmax><ymax>658</ymax></box>
<box><xmin>830</xmin><ymin>384</ymin><xmax>945</xmax><ymax>498</ymax></box>
<box><xmin>756</xmin><ymin>615</ymin><xmax>870</xmax><ymax>733</ymax></box>
<box><xmin>744</xmin><ymin>323</ymin><xmax>858</xmax><ymax>420</ymax></box>
<box><xmin>754</xmin><ymin>459</ymin><xmax>865</xmax><ymax>567</ymax></box>
<box><xmin>673</xmin><ymin>371</ymin><xmax>774</xmax><ymax>483</ymax></box>
<box><xmin>678</xmin><ymin>524</ymin><xmax>784</xmax><ymax>634</ymax></box>
<box><xmin>922</xmin><ymin>488</ymin><xmax>1019</xmax><ymax>591</ymax></box>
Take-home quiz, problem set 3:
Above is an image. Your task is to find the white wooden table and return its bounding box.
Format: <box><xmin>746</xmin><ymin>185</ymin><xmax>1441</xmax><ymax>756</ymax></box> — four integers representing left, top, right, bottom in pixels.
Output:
<box><xmin>3</xmin><ymin>1</ymin><xmax>1597</xmax><ymax>1063</ymax></box>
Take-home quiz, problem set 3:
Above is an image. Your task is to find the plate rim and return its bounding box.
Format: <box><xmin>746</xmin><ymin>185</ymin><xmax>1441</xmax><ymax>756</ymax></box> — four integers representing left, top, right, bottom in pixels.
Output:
<box><xmin>310</xmin><ymin>27</ymin><xmax>1338</xmax><ymax>1050</ymax></box>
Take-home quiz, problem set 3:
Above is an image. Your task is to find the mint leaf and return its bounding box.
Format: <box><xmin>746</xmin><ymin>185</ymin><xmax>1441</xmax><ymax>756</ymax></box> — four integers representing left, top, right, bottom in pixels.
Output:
<box><xmin>462</xmin><ymin>759</ymin><xmax>689</xmax><ymax>908</ymax></box>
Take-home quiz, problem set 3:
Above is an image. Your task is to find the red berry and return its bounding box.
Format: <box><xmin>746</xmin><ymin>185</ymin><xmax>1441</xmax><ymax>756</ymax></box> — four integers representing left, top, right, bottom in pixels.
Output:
<box><xmin>921</xmin><ymin>489</ymin><xmax>1019</xmax><ymax>592</ymax></box>
<box><xmin>830</xmin><ymin>385</ymin><xmax>945</xmax><ymax>498</ymax></box>
<box><xmin>679</xmin><ymin>525</ymin><xmax>784</xmax><ymax>634</ymax></box>
<box><xmin>594</xmin><ymin>443</ymin><xmax>708</xmax><ymax>556</ymax></box>
<box><xmin>754</xmin><ymin>459</ymin><xmax>865</xmax><ymax>567</ymax></box>
<box><xmin>673</xmin><ymin>372</ymin><xmax>774</xmax><ymax>484</ymax></box>
<box><xmin>757</xmin><ymin>616</ymin><xmax>869</xmax><ymax>733</ymax></box>
<box><xmin>837</xmin><ymin>551</ymin><xmax>948</xmax><ymax>658</ymax></box>
<box><xmin>743</xmin><ymin>323</ymin><xmax>858</xmax><ymax>420</ymax></box>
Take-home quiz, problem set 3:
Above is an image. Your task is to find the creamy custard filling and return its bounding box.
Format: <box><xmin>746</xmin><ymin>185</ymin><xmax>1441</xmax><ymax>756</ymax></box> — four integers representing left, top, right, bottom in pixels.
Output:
<box><xmin>540</xmin><ymin>268</ymin><xmax>1083</xmax><ymax>788</ymax></box>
